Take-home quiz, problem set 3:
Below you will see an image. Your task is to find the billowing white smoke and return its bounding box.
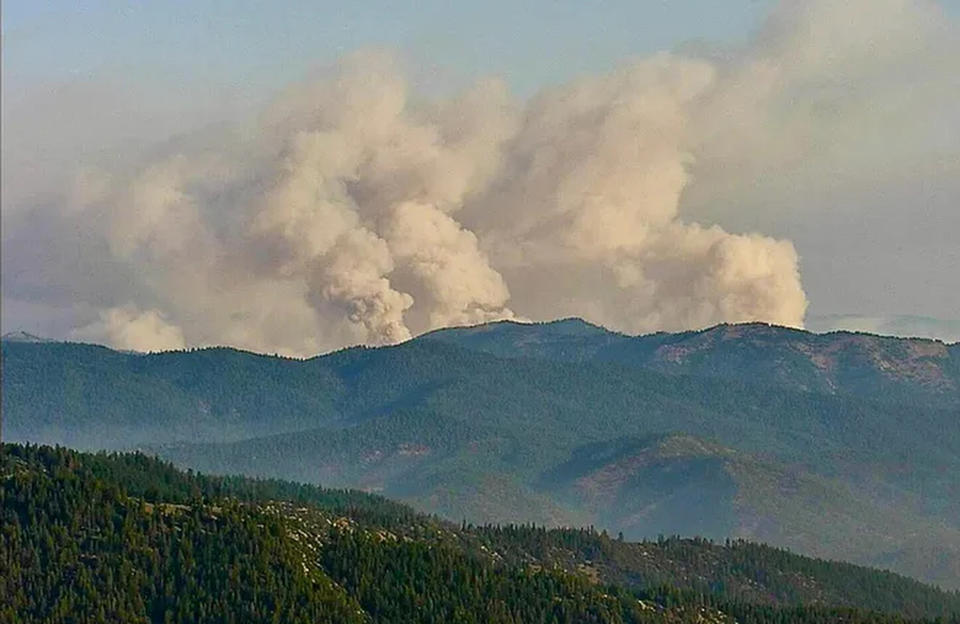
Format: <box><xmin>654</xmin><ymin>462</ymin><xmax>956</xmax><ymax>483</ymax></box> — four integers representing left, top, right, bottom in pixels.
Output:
<box><xmin>53</xmin><ymin>50</ymin><xmax>803</xmax><ymax>354</ymax></box>
<box><xmin>457</xmin><ymin>55</ymin><xmax>806</xmax><ymax>334</ymax></box>
<box><xmin>72</xmin><ymin>306</ymin><xmax>186</xmax><ymax>353</ymax></box>
<box><xmin>8</xmin><ymin>0</ymin><xmax>954</xmax><ymax>355</ymax></box>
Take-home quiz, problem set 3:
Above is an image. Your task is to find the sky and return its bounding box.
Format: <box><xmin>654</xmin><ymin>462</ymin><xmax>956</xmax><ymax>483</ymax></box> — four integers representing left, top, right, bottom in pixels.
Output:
<box><xmin>2</xmin><ymin>0</ymin><xmax>959</xmax><ymax>351</ymax></box>
<box><xmin>3</xmin><ymin>1</ymin><xmax>782</xmax><ymax>94</ymax></box>
<box><xmin>1</xmin><ymin>1</ymin><xmax>787</xmax><ymax>185</ymax></box>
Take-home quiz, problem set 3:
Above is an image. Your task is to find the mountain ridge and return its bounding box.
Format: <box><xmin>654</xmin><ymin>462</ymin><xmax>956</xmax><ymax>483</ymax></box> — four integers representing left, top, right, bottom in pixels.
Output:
<box><xmin>5</xmin><ymin>317</ymin><xmax>958</xmax><ymax>354</ymax></box>
<box><xmin>3</xmin><ymin>319</ymin><xmax>959</xmax><ymax>588</ymax></box>
<box><xmin>422</xmin><ymin>318</ymin><xmax>960</xmax><ymax>399</ymax></box>
<box><xmin>0</xmin><ymin>330</ymin><xmax>53</xmax><ymax>343</ymax></box>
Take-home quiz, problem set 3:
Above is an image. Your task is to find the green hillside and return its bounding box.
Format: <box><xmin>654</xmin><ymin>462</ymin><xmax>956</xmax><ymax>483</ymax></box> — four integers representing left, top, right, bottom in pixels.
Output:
<box><xmin>422</xmin><ymin>320</ymin><xmax>960</xmax><ymax>404</ymax></box>
<box><xmin>155</xmin><ymin>429</ymin><xmax>960</xmax><ymax>590</ymax></box>
<box><xmin>3</xmin><ymin>444</ymin><xmax>958</xmax><ymax>623</ymax></box>
<box><xmin>3</xmin><ymin>323</ymin><xmax>959</xmax><ymax>588</ymax></box>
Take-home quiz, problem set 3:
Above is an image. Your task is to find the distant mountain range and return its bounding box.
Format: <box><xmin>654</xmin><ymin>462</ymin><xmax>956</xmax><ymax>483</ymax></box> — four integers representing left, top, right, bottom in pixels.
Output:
<box><xmin>807</xmin><ymin>314</ymin><xmax>960</xmax><ymax>344</ymax></box>
<box><xmin>423</xmin><ymin>319</ymin><xmax>960</xmax><ymax>399</ymax></box>
<box><xmin>3</xmin><ymin>320</ymin><xmax>959</xmax><ymax>589</ymax></box>
<box><xmin>0</xmin><ymin>330</ymin><xmax>52</xmax><ymax>343</ymax></box>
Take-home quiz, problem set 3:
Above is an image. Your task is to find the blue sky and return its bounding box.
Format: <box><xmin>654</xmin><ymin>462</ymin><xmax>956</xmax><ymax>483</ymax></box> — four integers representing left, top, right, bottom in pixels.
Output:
<box><xmin>4</xmin><ymin>1</ymin><xmax>785</xmax><ymax>97</ymax></box>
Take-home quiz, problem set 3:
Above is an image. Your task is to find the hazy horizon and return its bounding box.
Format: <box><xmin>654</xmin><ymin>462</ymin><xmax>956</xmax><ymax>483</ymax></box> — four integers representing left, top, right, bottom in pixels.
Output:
<box><xmin>4</xmin><ymin>313</ymin><xmax>959</xmax><ymax>357</ymax></box>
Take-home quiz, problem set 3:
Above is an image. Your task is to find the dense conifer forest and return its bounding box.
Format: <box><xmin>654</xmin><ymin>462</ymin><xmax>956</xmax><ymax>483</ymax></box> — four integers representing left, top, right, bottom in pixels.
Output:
<box><xmin>2</xmin><ymin>443</ymin><xmax>958</xmax><ymax>623</ymax></box>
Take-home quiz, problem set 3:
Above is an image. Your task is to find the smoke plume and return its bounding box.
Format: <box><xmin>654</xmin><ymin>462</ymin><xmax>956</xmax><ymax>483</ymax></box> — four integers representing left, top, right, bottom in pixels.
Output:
<box><xmin>4</xmin><ymin>0</ymin><xmax>956</xmax><ymax>355</ymax></box>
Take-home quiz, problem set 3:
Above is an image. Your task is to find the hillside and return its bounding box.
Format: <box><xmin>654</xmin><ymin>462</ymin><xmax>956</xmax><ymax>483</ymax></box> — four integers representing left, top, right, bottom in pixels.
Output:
<box><xmin>3</xmin><ymin>443</ymin><xmax>958</xmax><ymax>623</ymax></box>
<box><xmin>155</xmin><ymin>429</ymin><xmax>960</xmax><ymax>590</ymax></box>
<box><xmin>422</xmin><ymin>320</ymin><xmax>960</xmax><ymax>403</ymax></box>
<box><xmin>3</xmin><ymin>322</ymin><xmax>960</xmax><ymax>589</ymax></box>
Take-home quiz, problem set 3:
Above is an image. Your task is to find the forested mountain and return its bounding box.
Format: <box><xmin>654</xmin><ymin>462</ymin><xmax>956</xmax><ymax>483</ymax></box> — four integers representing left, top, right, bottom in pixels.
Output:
<box><xmin>3</xmin><ymin>321</ymin><xmax>959</xmax><ymax>589</ymax></box>
<box><xmin>422</xmin><ymin>319</ymin><xmax>960</xmax><ymax>404</ymax></box>
<box><xmin>3</xmin><ymin>443</ymin><xmax>959</xmax><ymax>624</ymax></box>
